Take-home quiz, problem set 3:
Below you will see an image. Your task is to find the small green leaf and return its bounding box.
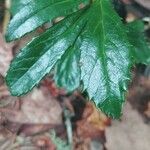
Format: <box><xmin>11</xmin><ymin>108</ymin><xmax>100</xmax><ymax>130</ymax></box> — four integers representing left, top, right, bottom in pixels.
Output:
<box><xmin>126</xmin><ymin>20</ymin><xmax>150</xmax><ymax>65</ymax></box>
<box><xmin>55</xmin><ymin>45</ymin><xmax>81</xmax><ymax>92</ymax></box>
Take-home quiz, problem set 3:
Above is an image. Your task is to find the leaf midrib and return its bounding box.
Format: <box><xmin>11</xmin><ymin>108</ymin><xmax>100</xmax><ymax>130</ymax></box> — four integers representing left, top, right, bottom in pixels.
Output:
<box><xmin>98</xmin><ymin>0</ymin><xmax>110</xmax><ymax>97</ymax></box>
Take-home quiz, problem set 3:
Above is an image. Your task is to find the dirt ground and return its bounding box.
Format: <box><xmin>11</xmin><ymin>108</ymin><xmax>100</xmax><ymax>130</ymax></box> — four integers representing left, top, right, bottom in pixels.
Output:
<box><xmin>0</xmin><ymin>0</ymin><xmax>150</xmax><ymax>150</ymax></box>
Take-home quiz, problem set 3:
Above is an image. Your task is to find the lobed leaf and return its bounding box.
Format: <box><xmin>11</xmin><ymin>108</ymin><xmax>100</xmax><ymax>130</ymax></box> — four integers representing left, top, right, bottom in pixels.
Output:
<box><xmin>6</xmin><ymin>10</ymin><xmax>87</xmax><ymax>96</ymax></box>
<box><xmin>6</xmin><ymin>0</ymin><xmax>134</xmax><ymax>118</ymax></box>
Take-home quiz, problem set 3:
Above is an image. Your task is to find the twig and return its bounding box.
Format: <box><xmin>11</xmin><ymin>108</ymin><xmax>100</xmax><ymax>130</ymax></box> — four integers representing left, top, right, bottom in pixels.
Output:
<box><xmin>3</xmin><ymin>0</ymin><xmax>11</xmax><ymax>34</ymax></box>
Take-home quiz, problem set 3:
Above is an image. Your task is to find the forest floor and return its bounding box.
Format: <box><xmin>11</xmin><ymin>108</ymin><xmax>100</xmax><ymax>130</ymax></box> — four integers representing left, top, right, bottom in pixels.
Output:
<box><xmin>0</xmin><ymin>0</ymin><xmax>150</xmax><ymax>150</ymax></box>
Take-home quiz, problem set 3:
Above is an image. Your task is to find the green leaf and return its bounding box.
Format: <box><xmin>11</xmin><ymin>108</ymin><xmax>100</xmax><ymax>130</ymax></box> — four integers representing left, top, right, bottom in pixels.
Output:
<box><xmin>6</xmin><ymin>0</ymin><xmax>89</xmax><ymax>41</ymax></box>
<box><xmin>11</xmin><ymin>0</ymin><xmax>31</xmax><ymax>15</ymax></box>
<box><xmin>80</xmin><ymin>0</ymin><xmax>131</xmax><ymax>118</ymax></box>
<box><xmin>126</xmin><ymin>20</ymin><xmax>150</xmax><ymax>65</ymax></box>
<box><xmin>55</xmin><ymin>45</ymin><xmax>81</xmax><ymax>92</ymax></box>
<box><xmin>6</xmin><ymin>10</ymin><xmax>87</xmax><ymax>96</ymax></box>
<box><xmin>6</xmin><ymin>0</ymin><xmax>133</xmax><ymax>118</ymax></box>
<box><xmin>55</xmin><ymin>0</ymin><xmax>132</xmax><ymax>118</ymax></box>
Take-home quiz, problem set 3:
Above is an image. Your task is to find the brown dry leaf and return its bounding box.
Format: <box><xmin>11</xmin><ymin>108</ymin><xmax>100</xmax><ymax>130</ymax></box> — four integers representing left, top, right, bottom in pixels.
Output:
<box><xmin>105</xmin><ymin>102</ymin><xmax>150</xmax><ymax>150</ymax></box>
<box><xmin>128</xmin><ymin>76</ymin><xmax>150</xmax><ymax>121</ymax></box>
<box><xmin>0</xmin><ymin>127</ymin><xmax>56</xmax><ymax>150</ymax></box>
<box><xmin>32</xmin><ymin>135</ymin><xmax>56</xmax><ymax>150</ymax></box>
<box><xmin>121</xmin><ymin>0</ymin><xmax>131</xmax><ymax>4</ymax></box>
<box><xmin>0</xmin><ymin>83</ymin><xmax>19</xmax><ymax>123</ymax></box>
<box><xmin>73</xmin><ymin>136</ymin><xmax>90</xmax><ymax>150</ymax></box>
<box><xmin>0</xmin><ymin>84</ymin><xmax>10</xmax><ymax>99</ymax></box>
<box><xmin>42</xmin><ymin>78</ymin><xmax>66</xmax><ymax>97</ymax></box>
<box><xmin>126</xmin><ymin>12</ymin><xmax>137</xmax><ymax>22</ymax></box>
<box><xmin>0</xmin><ymin>136</ymin><xmax>37</xmax><ymax>150</ymax></box>
<box><xmin>76</xmin><ymin>102</ymin><xmax>110</xmax><ymax>139</ymax></box>
<box><xmin>0</xmin><ymin>126</ymin><xmax>15</xmax><ymax>150</ymax></box>
<box><xmin>140</xmin><ymin>76</ymin><xmax>150</xmax><ymax>89</ymax></box>
<box><xmin>1</xmin><ymin>87</ymin><xmax>62</xmax><ymax>124</ymax></box>
<box><xmin>74</xmin><ymin>102</ymin><xmax>109</xmax><ymax>150</ymax></box>
<box><xmin>134</xmin><ymin>0</ymin><xmax>150</xmax><ymax>10</ymax></box>
<box><xmin>0</xmin><ymin>33</ymin><xmax>13</xmax><ymax>76</ymax></box>
<box><xmin>144</xmin><ymin>101</ymin><xmax>150</xmax><ymax>118</ymax></box>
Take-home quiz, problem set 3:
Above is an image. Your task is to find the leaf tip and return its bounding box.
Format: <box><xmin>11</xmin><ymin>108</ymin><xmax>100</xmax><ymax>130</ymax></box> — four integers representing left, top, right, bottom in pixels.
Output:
<box><xmin>5</xmin><ymin>31</ymin><xmax>13</xmax><ymax>42</ymax></box>
<box><xmin>5</xmin><ymin>71</ymin><xmax>25</xmax><ymax>96</ymax></box>
<box><xmin>97</xmin><ymin>99</ymin><xmax>123</xmax><ymax>119</ymax></box>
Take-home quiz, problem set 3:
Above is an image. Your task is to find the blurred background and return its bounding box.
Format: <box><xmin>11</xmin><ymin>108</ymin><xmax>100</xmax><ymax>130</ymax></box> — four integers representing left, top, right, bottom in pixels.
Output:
<box><xmin>0</xmin><ymin>0</ymin><xmax>150</xmax><ymax>150</ymax></box>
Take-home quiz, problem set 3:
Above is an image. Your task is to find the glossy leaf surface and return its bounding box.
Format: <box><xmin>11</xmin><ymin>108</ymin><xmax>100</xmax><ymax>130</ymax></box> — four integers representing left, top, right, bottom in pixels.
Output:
<box><xmin>55</xmin><ymin>45</ymin><xmax>81</xmax><ymax>92</ymax></box>
<box><xmin>6</xmin><ymin>0</ymin><xmax>134</xmax><ymax>118</ymax></box>
<box><xmin>55</xmin><ymin>0</ymin><xmax>132</xmax><ymax>118</ymax></box>
<box><xmin>6</xmin><ymin>10</ymin><xmax>86</xmax><ymax>96</ymax></box>
<box><xmin>11</xmin><ymin>0</ymin><xmax>31</xmax><ymax>15</ymax></box>
<box><xmin>79</xmin><ymin>0</ymin><xmax>131</xmax><ymax>118</ymax></box>
<box><xmin>6</xmin><ymin>0</ymin><xmax>89</xmax><ymax>41</ymax></box>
